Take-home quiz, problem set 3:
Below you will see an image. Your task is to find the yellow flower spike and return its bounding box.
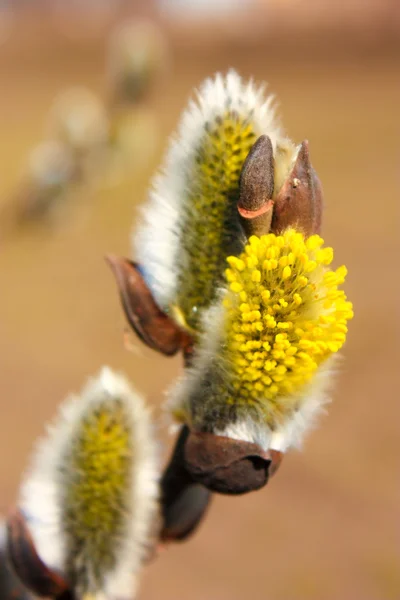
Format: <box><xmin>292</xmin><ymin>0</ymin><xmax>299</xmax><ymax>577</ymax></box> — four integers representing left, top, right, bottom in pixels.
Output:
<box><xmin>168</xmin><ymin>228</ymin><xmax>353</xmax><ymax>451</ymax></box>
<box><xmin>220</xmin><ymin>229</ymin><xmax>353</xmax><ymax>422</ymax></box>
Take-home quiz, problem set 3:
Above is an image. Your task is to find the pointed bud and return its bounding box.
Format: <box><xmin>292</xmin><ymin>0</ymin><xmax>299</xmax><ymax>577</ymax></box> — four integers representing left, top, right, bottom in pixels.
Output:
<box><xmin>106</xmin><ymin>255</ymin><xmax>193</xmax><ymax>356</ymax></box>
<box><xmin>271</xmin><ymin>140</ymin><xmax>323</xmax><ymax>237</ymax></box>
<box><xmin>238</xmin><ymin>135</ymin><xmax>275</xmax><ymax>237</ymax></box>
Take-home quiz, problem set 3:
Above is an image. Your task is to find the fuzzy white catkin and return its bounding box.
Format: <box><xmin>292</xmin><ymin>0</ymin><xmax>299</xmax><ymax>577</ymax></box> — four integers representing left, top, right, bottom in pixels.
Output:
<box><xmin>19</xmin><ymin>367</ymin><xmax>159</xmax><ymax>600</ymax></box>
<box><xmin>134</xmin><ymin>69</ymin><xmax>297</xmax><ymax>312</ymax></box>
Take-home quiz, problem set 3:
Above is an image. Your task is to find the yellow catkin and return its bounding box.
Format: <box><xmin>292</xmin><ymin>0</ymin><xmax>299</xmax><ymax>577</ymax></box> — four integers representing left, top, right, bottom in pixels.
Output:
<box><xmin>222</xmin><ymin>229</ymin><xmax>353</xmax><ymax>425</ymax></box>
<box><xmin>63</xmin><ymin>400</ymin><xmax>131</xmax><ymax>581</ymax></box>
<box><xmin>175</xmin><ymin>112</ymin><xmax>257</xmax><ymax>331</ymax></box>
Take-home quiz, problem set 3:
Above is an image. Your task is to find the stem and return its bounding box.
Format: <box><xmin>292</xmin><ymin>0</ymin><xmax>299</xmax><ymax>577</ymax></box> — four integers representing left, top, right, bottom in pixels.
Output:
<box><xmin>160</xmin><ymin>426</ymin><xmax>212</xmax><ymax>542</ymax></box>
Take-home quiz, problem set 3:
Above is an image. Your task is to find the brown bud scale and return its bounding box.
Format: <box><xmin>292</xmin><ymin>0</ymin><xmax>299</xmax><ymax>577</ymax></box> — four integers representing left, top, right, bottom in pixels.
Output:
<box><xmin>184</xmin><ymin>431</ymin><xmax>283</xmax><ymax>495</ymax></box>
<box><xmin>7</xmin><ymin>510</ymin><xmax>70</xmax><ymax>598</ymax></box>
<box><xmin>271</xmin><ymin>140</ymin><xmax>323</xmax><ymax>237</ymax></box>
<box><xmin>106</xmin><ymin>255</ymin><xmax>193</xmax><ymax>356</ymax></box>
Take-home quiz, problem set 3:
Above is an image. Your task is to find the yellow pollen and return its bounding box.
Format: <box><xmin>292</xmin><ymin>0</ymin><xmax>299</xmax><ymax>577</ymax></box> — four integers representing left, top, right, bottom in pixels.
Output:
<box><xmin>222</xmin><ymin>228</ymin><xmax>353</xmax><ymax>426</ymax></box>
<box><xmin>175</xmin><ymin>111</ymin><xmax>257</xmax><ymax>331</ymax></box>
<box><xmin>63</xmin><ymin>400</ymin><xmax>132</xmax><ymax>580</ymax></box>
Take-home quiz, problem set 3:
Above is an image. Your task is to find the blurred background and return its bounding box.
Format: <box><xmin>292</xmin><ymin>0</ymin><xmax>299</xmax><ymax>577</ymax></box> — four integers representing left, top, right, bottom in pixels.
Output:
<box><xmin>0</xmin><ymin>1</ymin><xmax>399</xmax><ymax>599</ymax></box>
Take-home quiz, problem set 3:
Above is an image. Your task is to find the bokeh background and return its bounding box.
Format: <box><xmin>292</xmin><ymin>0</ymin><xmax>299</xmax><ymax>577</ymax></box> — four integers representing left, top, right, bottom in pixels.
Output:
<box><xmin>0</xmin><ymin>1</ymin><xmax>399</xmax><ymax>599</ymax></box>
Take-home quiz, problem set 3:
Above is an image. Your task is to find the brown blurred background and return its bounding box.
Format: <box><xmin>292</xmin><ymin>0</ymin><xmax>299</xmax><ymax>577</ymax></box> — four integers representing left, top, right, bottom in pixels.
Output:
<box><xmin>0</xmin><ymin>1</ymin><xmax>399</xmax><ymax>599</ymax></box>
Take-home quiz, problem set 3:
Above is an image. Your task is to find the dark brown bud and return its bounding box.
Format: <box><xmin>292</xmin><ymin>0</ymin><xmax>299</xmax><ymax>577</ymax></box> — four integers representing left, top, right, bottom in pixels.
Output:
<box><xmin>184</xmin><ymin>431</ymin><xmax>282</xmax><ymax>495</ymax></box>
<box><xmin>238</xmin><ymin>135</ymin><xmax>275</xmax><ymax>237</ymax></box>
<box><xmin>6</xmin><ymin>510</ymin><xmax>71</xmax><ymax>598</ymax></box>
<box><xmin>160</xmin><ymin>427</ymin><xmax>212</xmax><ymax>542</ymax></box>
<box><xmin>0</xmin><ymin>529</ymin><xmax>33</xmax><ymax>600</ymax></box>
<box><xmin>271</xmin><ymin>140</ymin><xmax>323</xmax><ymax>237</ymax></box>
<box><xmin>106</xmin><ymin>255</ymin><xmax>193</xmax><ymax>356</ymax></box>
<box><xmin>239</xmin><ymin>135</ymin><xmax>274</xmax><ymax>211</ymax></box>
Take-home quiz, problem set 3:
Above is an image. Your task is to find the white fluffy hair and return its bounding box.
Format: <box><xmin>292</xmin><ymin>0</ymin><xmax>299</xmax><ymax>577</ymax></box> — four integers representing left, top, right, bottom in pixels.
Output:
<box><xmin>167</xmin><ymin>303</ymin><xmax>337</xmax><ymax>453</ymax></box>
<box><xmin>215</xmin><ymin>360</ymin><xmax>336</xmax><ymax>452</ymax></box>
<box><xmin>134</xmin><ymin>69</ymin><xmax>287</xmax><ymax>311</ymax></box>
<box><xmin>19</xmin><ymin>367</ymin><xmax>159</xmax><ymax>600</ymax></box>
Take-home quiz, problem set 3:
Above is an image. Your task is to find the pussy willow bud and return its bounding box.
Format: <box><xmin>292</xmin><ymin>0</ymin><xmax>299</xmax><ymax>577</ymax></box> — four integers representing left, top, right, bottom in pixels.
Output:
<box><xmin>107</xmin><ymin>19</ymin><xmax>169</xmax><ymax>107</ymax></box>
<box><xmin>167</xmin><ymin>230</ymin><xmax>353</xmax><ymax>492</ymax></box>
<box><xmin>110</xmin><ymin>71</ymin><xmax>323</xmax><ymax>358</ymax></box>
<box><xmin>12</xmin><ymin>140</ymin><xmax>80</xmax><ymax>225</ymax></box>
<box><xmin>135</xmin><ymin>70</ymin><xmax>297</xmax><ymax>335</ymax></box>
<box><xmin>9</xmin><ymin>368</ymin><xmax>159</xmax><ymax>600</ymax></box>
<box><xmin>47</xmin><ymin>88</ymin><xmax>109</xmax><ymax>158</ymax></box>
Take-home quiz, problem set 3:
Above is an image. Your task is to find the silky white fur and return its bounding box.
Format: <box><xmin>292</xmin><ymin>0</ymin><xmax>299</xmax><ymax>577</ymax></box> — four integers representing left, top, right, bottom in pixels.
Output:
<box><xmin>165</xmin><ymin>300</ymin><xmax>226</xmax><ymax>424</ymax></box>
<box><xmin>215</xmin><ymin>359</ymin><xmax>336</xmax><ymax>452</ymax></box>
<box><xmin>19</xmin><ymin>367</ymin><xmax>159</xmax><ymax>599</ymax></box>
<box><xmin>134</xmin><ymin>70</ymin><xmax>287</xmax><ymax>311</ymax></box>
<box><xmin>167</xmin><ymin>301</ymin><xmax>337</xmax><ymax>453</ymax></box>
